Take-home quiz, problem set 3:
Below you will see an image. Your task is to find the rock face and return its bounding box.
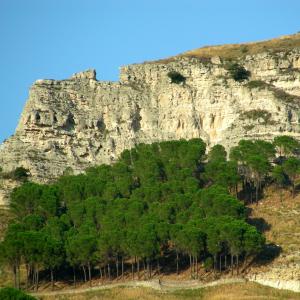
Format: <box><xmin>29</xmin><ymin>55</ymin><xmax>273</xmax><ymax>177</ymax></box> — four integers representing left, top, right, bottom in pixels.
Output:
<box><xmin>1</xmin><ymin>47</ymin><xmax>300</xmax><ymax>183</ymax></box>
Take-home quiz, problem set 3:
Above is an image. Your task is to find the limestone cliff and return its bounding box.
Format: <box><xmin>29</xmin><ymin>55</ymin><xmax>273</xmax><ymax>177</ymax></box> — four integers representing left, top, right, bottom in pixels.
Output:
<box><xmin>1</xmin><ymin>34</ymin><xmax>300</xmax><ymax>187</ymax></box>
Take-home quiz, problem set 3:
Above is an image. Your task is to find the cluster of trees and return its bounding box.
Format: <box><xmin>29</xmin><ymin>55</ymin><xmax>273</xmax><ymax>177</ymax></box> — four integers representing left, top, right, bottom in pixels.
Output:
<box><xmin>1</xmin><ymin>136</ymin><xmax>300</xmax><ymax>291</ymax></box>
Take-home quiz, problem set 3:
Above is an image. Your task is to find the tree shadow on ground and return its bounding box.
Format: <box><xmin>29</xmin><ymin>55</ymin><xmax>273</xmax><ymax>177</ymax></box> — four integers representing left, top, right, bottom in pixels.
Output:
<box><xmin>254</xmin><ymin>242</ymin><xmax>282</xmax><ymax>266</ymax></box>
<box><xmin>247</xmin><ymin>215</ymin><xmax>272</xmax><ymax>233</ymax></box>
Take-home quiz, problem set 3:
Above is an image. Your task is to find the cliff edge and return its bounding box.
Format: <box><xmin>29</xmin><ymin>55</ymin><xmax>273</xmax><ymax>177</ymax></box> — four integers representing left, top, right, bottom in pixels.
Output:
<box><xmin>1</xmin><ymin>34</ymin><xmax>300</xmax><ymax>186</ymax></box>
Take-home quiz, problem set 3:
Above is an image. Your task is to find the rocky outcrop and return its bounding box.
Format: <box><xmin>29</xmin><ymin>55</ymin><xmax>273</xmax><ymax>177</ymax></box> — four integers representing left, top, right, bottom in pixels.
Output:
<box><xmin>249</xmin><ymin>276</ymin><xmax>300</xmax><ymax>293</ymax></box>
<box><xmin>0</xmin><ymin>47</ymin><xmax>300</xmax><ymax>182</ymax></box>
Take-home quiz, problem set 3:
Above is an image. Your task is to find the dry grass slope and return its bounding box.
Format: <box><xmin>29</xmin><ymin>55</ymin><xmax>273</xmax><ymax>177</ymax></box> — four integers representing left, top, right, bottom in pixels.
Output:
<box><xmin>152</xmin><ymin>33</ymin><xmax>300</xmax><ymax>63</ymax></box>
<box><xmin>39</xmin><ymin>282</ymin><xmax>300</xmax><ymax>300</ymax></box>
<box><xmin>249</xmin><ymin>188</ymin><xmax>300</xmax><ymax>265</ymax></box>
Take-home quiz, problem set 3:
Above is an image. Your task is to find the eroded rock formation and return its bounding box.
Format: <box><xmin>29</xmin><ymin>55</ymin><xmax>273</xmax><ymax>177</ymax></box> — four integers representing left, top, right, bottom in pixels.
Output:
<box><xmin>1</xmin><ymin>41</ymin><xmax>300</xmax><ymax>185</ymax></box>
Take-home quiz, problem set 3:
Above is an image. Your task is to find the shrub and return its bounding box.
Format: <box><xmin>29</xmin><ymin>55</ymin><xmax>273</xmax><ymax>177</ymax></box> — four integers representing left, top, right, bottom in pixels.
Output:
<box><xmin>243</xmin><ymin>124</ymin><xmax>255</xmax><ymax>131</ymax></box>
<box><xmin>247</xmin><ymin>80</ymin><xmax>268</xmax><ymax>90</ymax></box>
<box><xmin>12</xmin><ymin>167</ymin><xmax>30</xmax><ymax>181</ymax></box>
<box><xmin>167</xmin><ymin>71</ymin><xmax>186</xmax><ymax>84</ymax></box>
<box><xmin>240</xmin><ymin>109</ymin><xmax>274</xmax><ymax>125</ymax></box>
<box><xmin>241</xmin><ymin>45</ymin><xmax>249</xmax><ymax>54</ymax></box>
<box><xmin>226</xmin><ymin>63</ymin><xmax>250</xmax><ymax>82</ymax></box>
<box><xmin>0</xmin><ymin>287</ymin><xmax>36</xmax><ymax>300</ymax></box>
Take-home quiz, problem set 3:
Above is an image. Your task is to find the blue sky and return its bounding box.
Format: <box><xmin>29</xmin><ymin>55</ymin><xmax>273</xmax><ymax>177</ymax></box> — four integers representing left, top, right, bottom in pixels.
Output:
<box><xmin>0</xmin><ymin>0</ymin><xmax>300</xmax><ymax>142</ymax></box>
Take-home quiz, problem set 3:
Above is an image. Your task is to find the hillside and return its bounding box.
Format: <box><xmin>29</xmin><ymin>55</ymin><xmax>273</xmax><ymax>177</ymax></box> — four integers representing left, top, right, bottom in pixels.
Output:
<box><xmin>152</xmin><ymin>33</ymin><xmax>300</xmax><ymax>64</ymax></box>
<box><xmin>0</xmin><ymin>34</ymin><xmax>300</xmax><ymax>299</ymax></box>
<box><xmin>182</xmin><ymin>33</ymin><xmax>300</xmax><ymax>60</ymax></box>
<box><xmin>35</xmin><ymin>281</ymin><xmax>300</xmax><ymax>300</ymax></box>
<box><xmin>245</xmin><ymin>188</ymin><xmax>300</xmax><ymax>291</ymax></box>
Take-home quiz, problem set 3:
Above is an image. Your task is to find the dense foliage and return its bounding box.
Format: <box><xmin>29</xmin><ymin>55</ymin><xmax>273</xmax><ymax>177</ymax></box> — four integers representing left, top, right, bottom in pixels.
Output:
<box><xmin>0</xmin><ymin>287</ymin><xmax>36</xmax><ymax>300</ymax></box>
<box><xmin>1</xmin><ymin>136</ymin><xmax>300</xmax><ymax>291</ymax></box>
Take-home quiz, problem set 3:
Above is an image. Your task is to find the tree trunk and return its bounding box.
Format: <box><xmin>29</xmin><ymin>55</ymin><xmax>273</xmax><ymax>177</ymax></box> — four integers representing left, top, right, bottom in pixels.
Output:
<box><xmin>73</xmin><ymin>267</ymin><xmax>76</xmax><ymax>287</ymax></box>
<box><xmin>214</xmin><ymin>254</ymin><xmax>217</xmax><ymax>272</ymax></box>
<box><xmin>121</xmin><ymin>257</ymin><xmax>124</xmax><ymax>279</ymax></box>
<box><xmin>196</xmin><ymin>256</ymin><xmax>198</xmax><ymax>279</ymax></box>
<box><xmin>236</xmin><ymin>255</ymin><xmax>239</xmax><ymax>275</ymax></box>
<box><xmin>231</xmin><ymin>254</ymin><xmax>233</xmax><ymax>276</ymax></box>
<box><xmin>147</xmin><ymin>259</ymin><xmax>150</xmax><ymax>279</ymax></box>
<box><xmin>17</xmin><ymin>265</ymin><xmax>20</xmax><ymax>290</ymax></box>
<box><xmin>35</xmin><ymin>268</ymin><xmax>39</xmax><ymax>291</ymax></box>
<box><xmin>157</xmin><ymin>258</ymin><xmax>160</xmax><ymax>275</ymax></box>
<box><xmin>143</xmin><ymin>260</ymin><xmax>146</xmax><ymax>279</ymax></box>
<box><xmin>137</xmin><ymin>259</ymin><xmax>140</xmax><ymax>280</ymax></box>
<box><xmin>107</xmin><ymin>263</ymin><xmax>111</xmax><ymax>280</ymax></box>
<box><xmin>256</xmin><ymin>183</ymin><xmax>259</xmax><ymax>203</ymax></box>
<box><xmin>116</xmin><ymin>257</ymin><xmax>119</xmax><ymax>278</ymax></box>
<box><xmin>26</xmin><ymin>264</ymin><xmax>29</xmax><ymax>290</ymax></box>
<box><xmin>249</xmin><ymin>183</ymin><xmax>253</xmax><ymax>204</ymax></box>
<box><xmin>292</xmin><ymin>181</ymin><xmax>295</xmax><ymax>197</ymax></box>
<box><xmin>82</xmin><ymin>265</ymin><xmax>87</xmax><ymax>282</ymax></box>
<box><xmin>192</xmin><ymin>255</ymin><xmax>196</xmax><ymax>279</ymax></box>
<box><xmin>13</xmin><ymin>265</ymin><xmax>17</xmax><ymax>289</ymax></box>
<box><xmin>176</xmin><ymin>251</ymin><xmax>179</xmax><ymax>275</ymax></box>
<box><xmin>131</xmin><ymin>262</ymin><xmax>134</xmax><ymax>280</ymax></box>
<box><xmin>88</xmin><ymin>263</ymin><xmax>92</xmax><ymax>286</ymax></box>
<box><xmin>99</xmin><ymin>266</ymin><xmax>103</xmax><ymax>280</ymax></box>
<box><xmin>219</xmin><ymin>255</ymin><xmax>222</xmax><ymax>272</ymax></box>
<box><xmin>225</xmin><ymin>255</ymin><xmax>227</xmax><ymax>269</ymax></box>
<box><xmin>189</xmin><ymin>254</ymin><xmax>192</xmax><ymax>279</ymax></box>
<box><xmin>51</xmin><ymin>268</ymin><xmax>54</xmax><ymax>290</ymax></box>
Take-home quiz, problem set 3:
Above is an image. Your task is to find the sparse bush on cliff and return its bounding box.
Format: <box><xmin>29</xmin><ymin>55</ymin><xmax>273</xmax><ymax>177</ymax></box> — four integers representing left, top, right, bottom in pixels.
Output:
<box><xmin>247</xmin><ymin>80</ymin><xmax>268</xmax><ymax>90</ymax></box>
<box><xmin>239</xmin><ymin>109</ymin><xmax>274</xmax><ymax>125</ymax></box>
<box><xmin>167</xmin><ymin>71</ymin><xmax>186</xmax><ymax>84</ymax></box>
<box><xmin>226</xmin><ymin>62</ymin><xmax>250</xmax><ymax>82</ymax></box>
<box><xmin>12</xmin><ymin>167</ymin><xmax>30</xmax><ymax>181</ymax></box>
<box><xmin>0</xmin><ymin>167</ymin><xmax>30</xmax><ymax>181</ymax></box>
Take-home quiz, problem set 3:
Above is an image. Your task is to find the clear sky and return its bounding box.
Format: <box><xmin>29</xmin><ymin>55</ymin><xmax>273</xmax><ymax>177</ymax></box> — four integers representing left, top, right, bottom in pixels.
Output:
<box><xmin>0</xmin><ymin>0</ymin><xmax>300</xmax><ymax>142</ymax></box>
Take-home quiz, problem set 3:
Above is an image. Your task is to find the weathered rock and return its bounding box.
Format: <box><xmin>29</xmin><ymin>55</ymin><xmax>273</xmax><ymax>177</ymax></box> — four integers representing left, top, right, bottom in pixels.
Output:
<box><xmin>0</xmin><ymin>50</ymin><xmax>300</xmax><ymax>184</ymax></box>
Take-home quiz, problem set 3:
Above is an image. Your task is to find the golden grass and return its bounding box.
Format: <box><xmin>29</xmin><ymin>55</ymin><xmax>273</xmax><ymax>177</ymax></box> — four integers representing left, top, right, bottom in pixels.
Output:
<box><xmin>151</xmin><ymin>33</ymin><xmax>300</xmax><ymax>64</ymax></box>
<box><xmin>249</xmin><ymin>188</ymin><xmax>300</xmax><ymax>256</ymax></box>
<box><xmin>39</xmin><ymin>282</ymin><xmax>300</xmax><ymax>300</ymax></box>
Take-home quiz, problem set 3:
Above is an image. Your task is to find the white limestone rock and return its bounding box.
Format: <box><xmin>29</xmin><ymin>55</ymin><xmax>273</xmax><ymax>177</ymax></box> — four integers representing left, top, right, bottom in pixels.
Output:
<box><xmin>1</xmin><ymin>50</ymin><xmax>300</xmax><ymax>183</ymax></box>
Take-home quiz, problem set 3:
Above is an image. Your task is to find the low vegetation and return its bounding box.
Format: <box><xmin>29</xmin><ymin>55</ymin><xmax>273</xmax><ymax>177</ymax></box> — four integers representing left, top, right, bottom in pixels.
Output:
<box><xmin>239</xmin><ymin>109</ymin><xmax>274</xmax><ymax>125</ymax></box>
<box><xmin>0</xmin><ymin>287</ymin><xmax>36</xmax><ymax>299</ymax></box>
<box><xmin>246</xmin><ymin>80</ymin><xmax>268</xmax><ymax>90</ymax></box>
<box><xmin>246</xmin><ymin>80</ymin><xmax>300</xmax><ymax>104</ymax></box>
<box><xmin>225</xmin><ymin>62</ymin><xmax>250</xmax><ymax>82</ymax></box>
<box><xmin>167</xmin><ymin>71</ymin><xmax>186</xmax><ymax>84</ymax></box>
<box><xmin>38</xmin><ymin>282</ymin><xmax>300</xmax><ymax>300</ymax></box>
<box><xmin>0</xmin><ymin>167</ymin><xmax>30</xmax><ymax>182</ymax></box>
<box><xmin>181</xmin><ymin>32</ymin><xmax>300</xmax><ymax>60</ymax></box>
<box><xmin>1</xmin><ymin>136</ymin><xmax>300</xmax><ymax>295</ymax></box>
